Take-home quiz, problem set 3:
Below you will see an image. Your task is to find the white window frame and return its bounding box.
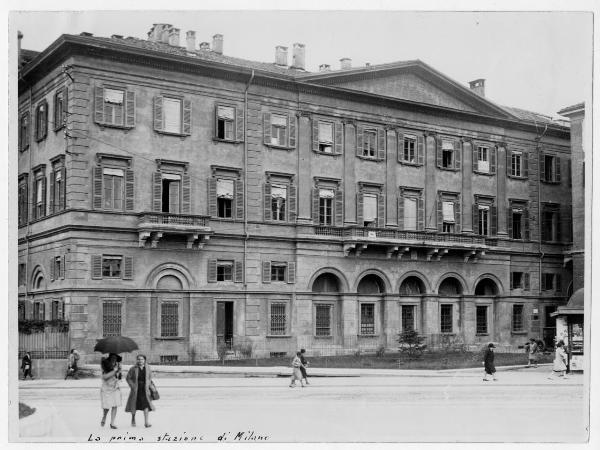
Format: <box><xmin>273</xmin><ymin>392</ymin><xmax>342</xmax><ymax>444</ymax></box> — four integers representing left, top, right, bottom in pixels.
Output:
<box><xmin>477</xmin><ymin>146</ymin><xmax>490</xmax><ymax>173</ymax></box>
<box><xmin>441</xmin><ymin>140</ymin><xmax>454</xmax><ymax>168</ymax></box>
<box><xmin>511</xmin><ymin>151</ymin><xmax>523</xmax><ymax>177</ymax></box>
<box><xmin>101</xmin><ymin>255</ymin><xmax>122</xmax><ymax>279</ymax></box>
<box><xmin>318</xmin><ymin>121</ymin><xmax>334</xmax><ymax>153</ymax></box>
<box><xmin>270</xmin><ymin>114</ymin><xmax>288</xmax><ymax>147</ymax></box>
<box><xmin>363</xmin><ymin>129</ymin><xmax>377</xmax><ymax>158</ymax></box>
<box><xmin>271</xmin><ymin>184</ymin><xmax>287</xmax><ymax>222</ymax></box>
<box><xmin>217</xmin><ymin>105</ymin><xmax>235</xmax><ymax>141</ymax></box>
<box><xmin>363</xmin><ymin>193</ymin><xmax>378</xmax><ymax>227</ymax></box>
<box><xmin>103</xmin><ymin>88</ymin><xmax>125</xmax><ymax>126</ymax></box>
<box><xmin>163</xmin><ymin>97</ymin><xmax>183</xmax><ymax>134</ymax></box>
<box><xmin>216</xmin><ymin>260</ymin><xmax>234</xmax><ymax>282</ymax></box>
<box><xmin>102</xmin><ymin>167</ymin><xmax>124</xmax><ymax>211</ymax></box>
<box><xmin>403</xmin><ymin>135</ymin><xmax>416</xmax><ymax>163</ymax></box>
<box><xmin>270</xmin><ymin>262</ymin><xmax>287</xmax><ymax>282</ymax></box>
<box><xmin>478</xmin><ymin>205</ymin><xmax>490</xmax><ymax>236</ymax></box>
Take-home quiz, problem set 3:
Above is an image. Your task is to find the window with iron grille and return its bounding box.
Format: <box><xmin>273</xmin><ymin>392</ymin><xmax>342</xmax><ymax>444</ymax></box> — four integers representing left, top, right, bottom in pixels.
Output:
<box><xmin>160</xmin><ymin>355</ymin><xmax>178</xmax><ymax>364</ymax></box>
<box><xmin>315</xmin><ymin>304</ymin><xmax>332</xmax><ymax>336</ymax></box>
<box><xmin>360</xmin><ymin>303</ymin><xmax>375</xmax><ymax>335</ymax></box>
<box><xmin>476</xmin><ymin>305</ymin><xmax>488</xmax><ymax>334</ymax></box>
<box><xmin>440</xmin><ymin>304</ymin><xmax>453</xmax><ymax>333</ymax></box>
<box><xmin>401</xmin><ymin>305</ymin><xmax>415</xmax><ymax>332</ymax></box>
<box><xmin>102</xmin><ymin>301</ymin><xmax>122</xmax><ymax>337</ymax></box>
<box><xmin>512</xmin><ymin>304</ymin><xmax>524</xmax><ymax>332</ymax></box>
<box><xmin>270</xmin><ymin>302</ymin><xmax>287</xmax><ymax>335</ymax></box>
<box><xmin>161</xmin><ymin>302</ymin><xmax>179</xmax><ymax>337</ymax></box>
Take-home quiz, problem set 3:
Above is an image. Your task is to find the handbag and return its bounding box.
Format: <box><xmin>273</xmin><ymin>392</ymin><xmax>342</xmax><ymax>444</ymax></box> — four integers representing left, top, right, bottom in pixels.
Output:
<box><xmin>149</xmin><ymin>381</ymin><xmax>160</xmax><ymax>400</ymax></box>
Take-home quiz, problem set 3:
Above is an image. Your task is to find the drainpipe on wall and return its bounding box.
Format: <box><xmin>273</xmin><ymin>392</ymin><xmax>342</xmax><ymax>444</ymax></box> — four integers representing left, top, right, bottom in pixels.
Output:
<box><xmin>243</xmin><ymin>70</ymin><xmax>255</xmax><ymax>289</ymax></box>
<box><xmin>536</xmin><ymin>125</ymin><xmax>548</xmax><ymax>301</ymax></box>
<box><xmin>25</xmin><ymin>86</ymin><xmax>33</xmax><ymax>307</ymax></box>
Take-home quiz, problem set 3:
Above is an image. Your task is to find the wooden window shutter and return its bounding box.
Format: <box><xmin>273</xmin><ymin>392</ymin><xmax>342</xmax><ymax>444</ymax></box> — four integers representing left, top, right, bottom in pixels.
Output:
<box><xmin>58</xmin><ymin>300</ymin><xmax>64</xmax><ymax>320</ymax></box>
<box><xmin>50</xmin><ymin>257</ymin><xmax>55</xmax><ymax>281</ymax></box>
<box><xmin>555</xmin><ymin>157</ymin><xmax>561</xmax><ymax>182</ymax></box>
<box><xmin>524</xmin><ymin>273</ymin><xmax>530</xmax><ymax>290</ymax></box>
<box><xmin>472</xmin><ymin>204</ymin><xmax>479</xmax><ymax>235</ymax></box>
<box><xmin>263</xmin><ymin>112</ymin><xmax>271</xmax><ymax>145</ymax></box>
<box><xmin>287</xmin><ymin>262</ymin><xmax>296</xmax><ymax>284</ymax></box>
<box><xmin>153</xmin><ymin>96</ymin><xmax>164</xmax><ymax>132</ymax></box>
<box><xmin>60</xmin><ymin>255</ymin><xmax>66</xmax><ymax>279</ymax></box>
<box><xmin>59</xmin><ymin>167</ymin><xmax>66</xmax><ymax>210</ymax></box>
<box><xmin>523</xmin><ymin>153</ymin><xmax>529</xmax><ymax>178</ymax></box>
<box><xmin>454</xmin><ymin>140</ymin><xmax>462</xmax><ymax>170</ymax></box>
<box><xmin>490</xmin><ymin>205</ymin><xmax>497</xmax><ymax>236</ymax></box>
<box><xmin>236</xmin><ymin>106</ymin><xmax>244</xmax><ymax>142</ymax></box>
<box><xmin>334</xmin><ymin>188</ymin><xmax>343</xmax><ymax>226</ymax></box>
<box><xmin>94</xmin><ymin>86</ymin><xmax>104</xmax><ymax>124</ymax></box>
<box><xmin>125</xmin><ymin>91</ymin><xmax>135</xmax><ymax>127</ymax></box>
<box><xmin>181</xmin><ymin>173</ymin><xmax>191</xmax><ymax>214</ymax></box>
<box><xmin>436</xmin><ymin>137</ymin><xmax>442</xmax><ymax>168</ymax></box>
<box><xmin>91</xmin><ymin>255</ymin><xmax>102</xmax><ymax>279</ymax></box>
<box><xmin>152</xmin><ymin>172</ymin><xmax>162</xmax><ymax>212</ymax></box>
<box><xmin>288</xmin><ymin>114</ymin><xmax>296</xmax><ymax>148</ymax></box>
<box><xmin>397</xmin><ymin>131</ymin><xmax>404</xmax><ymax>162</ymax></box>
<box><xmin>262</xmin><ymin>261</ymin><xmax>271</xmax><ymax>284</ymax></box>
<box><xmin>263</xmin><ymin>183</ymin><xmax>272</xmax><ymax>221</ymax></box>
<box><xmin>334</xmin><ymin>122</ymin><xmax>343</xmax><ymax>154</ymax></box>
<box><xmin>234</xmin><ymin>260</ymin><xmax>244</xmax><ymax>283</ymax></box>
<box><xmin>312</xmin><ymin>187</ymin><xmax>319</xmax><ymax>223</ymax></box>
<box><xmin>235</xmin><ymin>179</ymin><xmax>244</xmax><ymax>220</ymax></box>
<box><xmin>417</xmin><ymin>135</ymin><xmax>424</xmax><ymax>165</ymax></box>
<box><xmin>490</xmin><ymin>146</ymin><xmax>497</xmax><ymax>174</ymax></box>
<box><xmin>555</xmin><ymin>211</ymin><xmax>562</xmax><ymax>241</ymax></box>
<box><xmin>41</xmin><ymin>101</ymin><xmax>48</xmax><ymax>139</ymax></box>
<box><xmin>539</xmin><ymin>152</ymin><xmax>546</xmax><ymax>182</ymax></box>
<box><xmin>356</xmin><ymin>125</ymin><xmax>364</xmax><ymax>156</ymax></box>
<box><xmin>124</xmin><ymin>169</ymin><xmax>135</xmax><ymax>211</ymax></box>
<box><xmin>377</xmin><ymin>129</ymin><xmax>386</xmax><ymax>161</ymax></box>
<box><xmin>207</xmin><ymin>259</ymin><xmax>217</xmax><ymax>283</ymax></box>
<box><xmin>289</xmin><ymin>184</ymin><xmax>297</xmax><ymax>222</ymax></box>
<box><xmin>49</xmin><ymin>171</ymin><xmax>56</xmax><ymax>214</ymax></box>
<box><xmin>436</xmin><ymin>197</ymin><xmax>443</xmax><ymax>232</ymax></box>
<box><xmin>123</xmin><ymin>256</ymin><xmax>133</xmax><ymax>280</ymax></box>
<box><xmin>31</xmin><ymin>179</ymin><xmax>36</xmax><ymax>220</ymax></box>
<box><xmin>312</xmin><ymin>119</ymin><xmax>319</xmax><ymax>152</ymax></box>
<box><xmin>472</xmin><ymin>144</ymin><xmax>479</xmax><ymax>172</ymax></box>
<box><xmin>417</xmin><ymin>197</ymin><xmax>425</xmax><ymax>231</ymax></box>
<box><xmin>506</xmin><ymin>150</ymin><xmax>511</xmax><ymax>176</ymax></box>
<box><xmin>523</xmin><ymin>207</ymin><xmax>530</xmax><ymax>240</ymax></box>
<box><xmin>555</xmin><ymin>274</ymin><xmax>562</xmax><ymax>292</ymax></box>
<box><xmin>377</xmin><ymin>194</ymin><xmax>385</xmax><ymax>227</ymax></box>
<box><xmin>182</xmin><ymin>99</ymin><xmax>192</xmax><ymax>135</ymax></box>
<box><xmin>398</xmin><ymin>196</ymin><xmax>404</xmax><ymax>230</ymax></box>
<box><xmin>507</xmin><ymin>207</ymin><xmax>513</xmax><ymax>238</ymax></box>
<box><xmin>454</xmin><ymin>198</ymin><xmax>461</xmax><ymax>232</ymax></box>
<box><xmin>213</xmin><ymin>104</ymin><xmax>219</xmax><ymax>138</ymax></box>
<box><xmin>41</xmin><ymin>177</ymin><xmax>47</xmax><ymax>218</ymax></box>
<box><xmin>93</xmin><ymin>167</ymin><xmax>103</xmax><ymax>209</ymax></box>
<box><xmin>356</xmin><ymin>192</ymin><xmax>364</xmax><ymax>226</ymax></box>
<box><xmin>541</xmin><ymin>274</ymin><xmax>547</xmax><ymax>291</ymax></box>
<box><xmin>208</xmin><ymin>178</ymin><xmax>217</xmax><ymax>217</ymax></box>
<box><xmin>510</xmin><ymin>272</ymin><xmax>514</xmax><ymax>289</ymax></box>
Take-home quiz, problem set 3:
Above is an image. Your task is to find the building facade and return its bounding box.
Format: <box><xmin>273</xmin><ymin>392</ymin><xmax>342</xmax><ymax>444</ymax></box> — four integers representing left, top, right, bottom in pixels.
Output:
<box><xmin>17</xmin><ymin>25</ymin><xmax>573</xmax><ymax>362</ymax></box>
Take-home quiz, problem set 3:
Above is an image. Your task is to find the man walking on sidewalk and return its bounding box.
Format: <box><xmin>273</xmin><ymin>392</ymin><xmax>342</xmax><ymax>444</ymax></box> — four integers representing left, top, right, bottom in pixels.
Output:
<box><xmin>299</xmin><ymin>348</ymin><xmax>309</xmax><ymax>385</ymax></box>
<box><xmin>483</xmin><ymin>343</ymin><xmax>497</xmax><ymax>381</ymax></box>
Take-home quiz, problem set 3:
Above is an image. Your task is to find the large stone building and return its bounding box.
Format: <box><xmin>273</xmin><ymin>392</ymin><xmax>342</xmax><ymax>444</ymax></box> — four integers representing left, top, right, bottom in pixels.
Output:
<box><xmin>17</xmin><ymin>25</ymin><xmax>574</xmax><ymax>362</ymax></box>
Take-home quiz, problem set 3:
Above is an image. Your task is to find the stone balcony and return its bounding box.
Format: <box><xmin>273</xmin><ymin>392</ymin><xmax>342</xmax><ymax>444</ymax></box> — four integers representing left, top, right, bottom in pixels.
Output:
<box><xmin>307</xmin><ymin>226</ymin><xmax>495</xmax><ymax>261</ymax></box>
<box><xmin>137</xmin><ymin>212</ymin><xmax>212</xmax><ymax>249</ymax></box>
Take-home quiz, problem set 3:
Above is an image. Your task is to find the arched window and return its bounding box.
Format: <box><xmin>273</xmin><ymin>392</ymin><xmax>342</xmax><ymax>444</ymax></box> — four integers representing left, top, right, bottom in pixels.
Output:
<box><xmin>438</xmin><ymin>277</ymin><xmax>462</xmax><ymax>296</ymax></box>
<box><xmin>312</xmin><ymin>273</ymin><xmax>340</xmax><ymax>293</ymax></box>
<box><xmin>474</xmin><ymin>278</ymin><xmax>499</xmax><ymax>296</ymax></box>
<box><xmin>357</xmin><ymin>274</ymin><xmax>385</xmax><ymax>294</ymax></box>
<box><xmin>399</xmin><ymin>276</ymin><xmax>425</xmax><ymax>295</ymax></box>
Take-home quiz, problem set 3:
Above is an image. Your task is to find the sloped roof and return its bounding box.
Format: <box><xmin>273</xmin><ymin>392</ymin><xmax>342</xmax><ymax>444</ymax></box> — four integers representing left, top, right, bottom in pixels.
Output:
<box><xmin>19</xmin><ymin>49</ymin><xmax>39</xmax><ymax>69</ymax></box>
<box><xmin>501</xmin><ymin>106</ymin><xmax>557</xmax><ymax>126</ymax></box>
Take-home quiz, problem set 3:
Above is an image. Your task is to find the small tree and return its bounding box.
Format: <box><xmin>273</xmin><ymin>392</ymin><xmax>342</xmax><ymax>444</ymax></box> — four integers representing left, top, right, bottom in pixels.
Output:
<box><xmin>398</xmin><ymin>330</ymin><xmax>427</xmax><ymax>358</ymax></box>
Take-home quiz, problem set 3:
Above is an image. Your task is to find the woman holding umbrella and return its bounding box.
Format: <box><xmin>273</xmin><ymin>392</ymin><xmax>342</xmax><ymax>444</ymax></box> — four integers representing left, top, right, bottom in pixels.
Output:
<box><xmin>100</xmin><ymin>353</ymin><xmax>122</xmax><ymax>428</ymax></box>
<box><xmin>125</xmin><ymin>354</ymin><xmax>155</xmax><ymax>428</ymax></box>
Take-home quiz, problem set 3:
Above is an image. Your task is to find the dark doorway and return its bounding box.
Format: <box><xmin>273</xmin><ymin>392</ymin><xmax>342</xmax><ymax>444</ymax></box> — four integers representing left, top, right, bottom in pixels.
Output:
<box><xmin>217</xmin><ymin>301</ymin><xmax>234</xmax><ymax>349</ymax></box>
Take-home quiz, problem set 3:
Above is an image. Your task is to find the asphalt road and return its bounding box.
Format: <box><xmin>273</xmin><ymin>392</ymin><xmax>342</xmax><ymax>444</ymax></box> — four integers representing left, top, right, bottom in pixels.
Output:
<box><xmin>17</xmin><ymin>368</ymin><xmax>588</xmax><ymax>443</ymax></box>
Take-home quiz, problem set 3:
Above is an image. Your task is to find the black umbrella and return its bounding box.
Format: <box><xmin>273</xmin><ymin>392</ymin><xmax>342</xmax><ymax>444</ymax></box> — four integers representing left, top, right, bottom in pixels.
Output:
<box><xmin>94</xmin><ymin>336</ymin><xmax>139</xmax><ymax>354</ymax></box>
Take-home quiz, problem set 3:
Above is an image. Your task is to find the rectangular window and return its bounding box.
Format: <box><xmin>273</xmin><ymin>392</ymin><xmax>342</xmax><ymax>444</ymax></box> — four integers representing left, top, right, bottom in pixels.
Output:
<box><xmin>511</xmin><ymin>152</ymin><xmax>522</xmax><ymax>177</ymax></box>
<box><xmin>511</xmin><ymin>272</ymin><xmax>524</xmax><ymax>289</ymax></box>
<box><xmin>103</xmin><ymin>88</ymin><xmax>124</xmax><ymax>126</ymax></box>
<box><xmin>35</xmin><ymin>101</ymin><xmax>48</xmax><ymax>141</ymax></box>
<box><xmin>216</xmin><ymin>261</ymin><xmax>233</xmax><ymax>282</ymax></box>
<box><xmin>403</xmin><ymin>197</ymin><xmax>417</xmax><ymax>230</ymax></box>
<box><xmin>403</xmin><ymin>136</ymin><xmax>416</xmax><ymax>163</ymax></box>
<box><xmin>442</xmin><ymin>201</ymin><xmax>455</xmax><ymax>233</ymax></box>
<box><xmin>18</xmin><ymin>178</ymin><xmax>28</xmax><ymax>226</ymax></box>
<box><xmin>53</xmin><ymin>256</ymin><xmax>63</xmax><ymax>280</ymax></box>
<box><xmin>478</xmin><ymin>206</ymin><xmax>490</xmax><ymax>236</ymax></box>
<box><xmin>51</xmin><ymin>300</ymin><xmax>63</xmax><ymax>321</ymax></box>
<box><xmin>18</xmin><ymin>302</ymin><xmax>25</xmax><ymax>321</ymax></box>
<box><xmin>542</xmin><ymin>273</ymin><xmax>559</xmax><ymax>291</ymax></box>
<box><xmin>363</xmin><ymin>129</ymin><xmax>377</xmax><ymax>158</ymax></box>
<box><xmin>102</xmin><ymin>256</ymin><xmax>122</xmax><ymax>278</ymax></box>
<box><xmin>476</xmin><ymin>305</ymin><xmax>488</xmax><ymax>334</ymax></box>
<box><xmin>512</xmin><ymin>209</ymin><xmax>523</xmax><ymax>239</ymax></box>
<box><xmin>163</xmin><ymin>97</ymin><xmax>182</xmax><ymax>134</ymax></box>
<box><xmin>442</xmin><ymin>141</ymin><xmax>454</xmax><ymax>168</ymax></box>
<box><xmin>318</xmin><ymin>121</ymin><xmax>334</xmax><ymax>153</ymax></box>
<box><xmin>102</xmin><ymin>301</ymin><xmax>122</xmax><ymax>337</ymax></box>
<box><xmin>363</xmin><ymin>193</ymin><xmax>378</xmax><ymax>227</ymax></box>
<box><xmin>271</xmin><ymin>184</ymin><xmax>287</xmax><ymax>221</ymax></box>
<box><xmin>161</xmin><ymin>174</ymin><xmax>181</xmax><ymax>214</ymax></box>
<box><xmin>216</xmin><ymin>105</ymin><xmax>235</xmax><ymax>140</ymax></box>
<box><xmin>319</xmin><ymin>189</ymin><xmax>334</xmax><ymax>225</ymax></box>
<box><xmin>102</xmin><ymin>168</ymin><xmax>124</xmax><ymax>210</ymax></box>
<box><xmin>270</xmin><ymin>302</ymin><xmax>287</xmax><ymax>335</ymax></box>
<box><xmin>440</xmin><ymin>304</ymin><xmax>453</xmax><ymax>333</ymax></box>
<box><xmin>34</xmin><ymin>302</ymin><xmax>45</xmax><ymax>320</ymax></box>
<box><xmin>542</xmin><ymin>208</ymin><xmax>560</xmax><ymax>241</ymax></box>
<box><xmin>315</xmin><ymin>304</ymin><xmax>332</xmax><ymax>336</ymax></box>
<box><xmin>33</xmin><ymin>174</ymin><xmax>46</xmax><ymax>220</ymax></box>
<box><xmin>401</xmin><ymin>305</ymin><xmax>415</xmax><ymax>332</ymax></box>
<box><xmin>52</xmin><ymin>168</ymin><xmax>65</xmax><ymax>213</ymax></box>
<box><xmin>512</xmin><ymin>304</ymin><xmax>524</xmax><ymax>332</ymax></box>
<box><xmin>19</xmin><ymin>263</ymin><xmax>26</xmax><ymax>286</ymax></box>
<box><xmin>271</xmin><ymin>264</ymin><xmax>287</xmax><ymax>282</ymax></box>
<box><xmin>54</xmin><ymin>89</ymin><xmax>66</xmax><ymax>131</ymax></box>
<box><xmin>19</xmin><ymin>112</ymin><xmax>30</xmax><ymax>151</ymax></box>
<box><xmin>360</xmin><ymin>303</ymin><xmax>375</xmax><ymax>335</ymax></box>
<box><xmin>477</xmin><ymin>146</ymin><xmax>489</xmax><ymax>173</ymax></box>
<box><xmin>544</xmin><ymin>155</ymin><xmax>555</xmax><ymax>181</ymax></box>
<box><xmin>217</xmin><ymin>179</ymin><xmax>234</xmax><ymax>218</ymax></box>
<box><xmin>161</xmin><ymin>302</ymin><xmax>179</xmax><ymax>337</ymax></box>
<box><xmin>271</xmin><ymin>114</ymin><xmax>288</xmax><ymax>146</ymax></box>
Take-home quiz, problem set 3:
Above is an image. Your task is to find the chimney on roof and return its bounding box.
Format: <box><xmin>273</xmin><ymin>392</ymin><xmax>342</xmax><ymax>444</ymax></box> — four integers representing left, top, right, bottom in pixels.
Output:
<box><xmin>111</xmin><ymin>34</ymin><xmax>123</xmax><ymax>40</ymax></box>
<box><xmin>319</xmin><ymin>64</ymin><xmax>330</xmax><ymax>72</ymax></box>
<box><xmin>340</xmin><ymin>58</ymin><xmax>351</xmax><ymax>70</ymax></box>
<box><xmin>469</xmin><ymin>78</ymin><xmax>485</xmax><ymax>97</ymax></box>
<box><xmin>199</xmin><ymin>42</ymin><xmax>210</xmax><ymax>51</ymax></box>
<box><xmin>148</xmin><ymin>23</ymin><xmax>172</xmax><ymax>43</ymax></box>
<box><xmin>168</xmin><ymin>28</ymin><xmax>180</xmax><ymax>46</ymax></box>
<box><xmin>275</xmin><ymin>46</ymin><xmax>288</xmax><ymax>66</ymax></box>
<box><xmin>291</xmin><ymin>43</ymin><xmax>305</xmax><ymax>70</ymax></box>
<box><xmin>186</xmin><ymin>31</ymin><xmax>196</xmax><ymax>52</ymax></box>
<box><xmin>212</xmin><ymin>34</ymin><xmax>223</xmax><ymax>54</ymax></box>
<box><xmin>18</xmin><ymin>31</ymin><xmax>22</xmax><ymax>67</ymax></box>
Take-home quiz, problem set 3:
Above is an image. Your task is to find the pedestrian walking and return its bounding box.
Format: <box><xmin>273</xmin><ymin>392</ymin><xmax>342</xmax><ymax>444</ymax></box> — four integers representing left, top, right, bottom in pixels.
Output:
<box><xmin>65</xmin><ymin>348</ymin><xmax>81</xmax><ymax>380</ymax></box>
<box><xmin>21</xmin><ymin>352</ymin><xmax>33</xmax><ymax>380</ymax></box>
<box><xmin>100</xmin><ymin>353</ymin><xmax>122</xmax><ymax>429</ymax></box>
<box><xmin>125</xmin><ymin>354</ymin><xmax>155</xmax><ymax>428</ymax></box>
<box><xmin>289</xmin><ymin>351</ymin><xmax>305</xmax><ymax>388</ymax></box>
<box><xmin>482</xmin><ymin>343</ymin><xmax>497</xmax><ymax>381</ymax></box>
<box><xmin>548</xmin><ymin>340</ymin><xmax>569</xmax><ymax>380</ymax></box>
<box><xmin>299</xmin><ymin>348</ymin><xmax>309</xmax><ymax>385</ymax></box>
<box><xmin>527</xmin><ymin>338</ymin><xmax>539</xmax><ymax>368</ymax></box>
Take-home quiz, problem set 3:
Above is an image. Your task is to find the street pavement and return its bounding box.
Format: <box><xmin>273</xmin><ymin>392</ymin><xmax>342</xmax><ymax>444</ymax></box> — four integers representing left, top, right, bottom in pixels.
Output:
<box><xmin>17</xmin><ymin>366</ymin><xmax>588</xmax><ymax>443</ymax></box>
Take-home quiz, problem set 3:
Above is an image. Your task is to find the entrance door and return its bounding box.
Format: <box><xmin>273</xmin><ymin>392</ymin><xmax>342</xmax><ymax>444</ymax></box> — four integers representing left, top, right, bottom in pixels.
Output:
<box><xmin>543</xmin><ymin>305</ymin><xmax>557</xmax><ymax>348</ymax></box>
<box><xmin>216</xmin><ymin>301</ymin><xmax>234</xmax><ymax>349</ymax></box>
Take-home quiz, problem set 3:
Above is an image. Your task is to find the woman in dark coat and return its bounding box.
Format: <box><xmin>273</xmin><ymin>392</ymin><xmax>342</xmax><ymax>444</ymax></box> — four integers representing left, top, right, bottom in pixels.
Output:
<box><xmin>21</xmin><ymin>352</ymin><xmax>33</xmax><ymax>380</ymax></box>
<box><xmin>125</xmin><ymin>354</ymin><xmax>155</xmax><ymax>427</ymax></box>
<box><xmin>483</xmin><ymin>343</ymin><xmax>497</xmax><ymax>381</ymax></box>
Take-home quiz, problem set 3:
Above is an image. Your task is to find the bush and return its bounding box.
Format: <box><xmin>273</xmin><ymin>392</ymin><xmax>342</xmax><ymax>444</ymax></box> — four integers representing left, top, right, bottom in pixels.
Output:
<box><xmin>398</xmin><ymin>330</ymin><xmax>427</xmax><ymax>358</ymax></box>
<box><xmin>233</xmin><ymin>337</ymin><xmax>253</xmax><ymax>359</ymax></box>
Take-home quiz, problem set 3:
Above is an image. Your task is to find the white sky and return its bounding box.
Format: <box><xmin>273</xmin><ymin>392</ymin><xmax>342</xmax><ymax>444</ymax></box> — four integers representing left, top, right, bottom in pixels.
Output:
<box><xmin>10</xmin><ymin>9</ymin><xmax>592</xmax><ymax>118</ymax></box>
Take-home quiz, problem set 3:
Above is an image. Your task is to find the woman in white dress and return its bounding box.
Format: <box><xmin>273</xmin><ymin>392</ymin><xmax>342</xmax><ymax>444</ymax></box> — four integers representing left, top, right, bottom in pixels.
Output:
<box><xmin>289</xmin><ymin>351</ymin><xmax>305</xmax><ymax>388</ymax></box>
<box><xmin>100</xmin><ymin>353</ymin><xmax>122</xmax><ymax>428</ymax></box>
